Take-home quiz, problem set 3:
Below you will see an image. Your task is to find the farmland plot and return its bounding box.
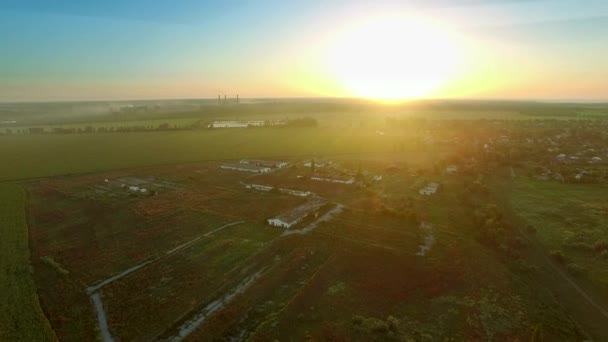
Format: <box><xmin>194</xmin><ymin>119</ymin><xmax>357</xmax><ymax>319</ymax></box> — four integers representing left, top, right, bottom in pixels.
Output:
<box><xmin>0</xmin><ymin>184</ymin><xmax>56</xmax><ymax>341</ymax></box>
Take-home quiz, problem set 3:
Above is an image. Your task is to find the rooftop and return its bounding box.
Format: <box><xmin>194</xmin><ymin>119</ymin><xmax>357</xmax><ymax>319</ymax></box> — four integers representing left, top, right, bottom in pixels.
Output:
<box><xmin>274</xmin><ymin>197</ymin><xmax>328</xmax><ymax>225</ymax></box>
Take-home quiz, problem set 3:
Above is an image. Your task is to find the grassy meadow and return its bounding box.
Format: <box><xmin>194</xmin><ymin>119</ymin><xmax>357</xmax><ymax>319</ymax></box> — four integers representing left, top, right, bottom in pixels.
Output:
<box><xmin>511</xmin><ymin>178</ymin><xmax>608</xmax><ymax>297</ymax></box>
<box><xmin>0</xmin><ymin>183</ymin><xmax>56</xmax><ymax>341</ymax></box>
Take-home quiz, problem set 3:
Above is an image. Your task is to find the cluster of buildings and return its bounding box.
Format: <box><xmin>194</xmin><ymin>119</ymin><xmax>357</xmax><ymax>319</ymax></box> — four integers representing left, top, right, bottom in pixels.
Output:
<box><xmin>240</xmin><ymin>159</ymin><xmax>288</xmax><ymax>168</ymax></box>
<box><xmin>220</xmin><ymin>159</ymin><xmax>289</xmax><ymax>174</ymax></box>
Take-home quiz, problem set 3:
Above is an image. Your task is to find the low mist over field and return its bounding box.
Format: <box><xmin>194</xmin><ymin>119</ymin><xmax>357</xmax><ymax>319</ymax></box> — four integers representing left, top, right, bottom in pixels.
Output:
<box><xmin>2</xmin><ymin>1</ymin><xmax>608</xmax><ymax>341</ymax></box>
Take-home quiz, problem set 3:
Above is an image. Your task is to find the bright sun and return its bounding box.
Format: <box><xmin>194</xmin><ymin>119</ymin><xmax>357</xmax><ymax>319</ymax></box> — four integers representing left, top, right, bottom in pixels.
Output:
<box><xmin>328</xmin><ymin>15</ymin><xmax>462</xmax><ymax>101</ymax></box>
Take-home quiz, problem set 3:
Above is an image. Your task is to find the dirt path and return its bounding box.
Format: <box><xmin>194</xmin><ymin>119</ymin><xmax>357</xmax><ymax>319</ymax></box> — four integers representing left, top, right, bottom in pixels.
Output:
<box><xmin>87</xmin><ymin>220</ymin><xmax>244</xmax><ymax>341</ymax></box>
<box><xmin>165</xmin><ymin>269</ymin><xmax>266</xmax><ymax>342</ymax></box>
<box><xmin>495</xmin><ymin>176</ymin><xmax>608</xmax><ymax>339</ymax></box>
<box><xmin>281</xmin><ymin>204</ymin><xmax>344</xmax><ymax>236</ymax></box>
<box><xmin>91</xmin><ymin>293</ymin><xmax>114</xmax><ymax>342</ymax></box>
<box><xmin>88</xmin><ymin>221</ymin><xmax>244</xmax><ymax>293</ymax></box>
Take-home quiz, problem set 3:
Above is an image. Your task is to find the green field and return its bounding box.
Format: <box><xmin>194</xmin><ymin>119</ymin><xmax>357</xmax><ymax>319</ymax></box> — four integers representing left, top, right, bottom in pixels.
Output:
<box><xmin>0</xmin><ymin>127</ymin><xmax>419</xmax><ymax>181</ymax></box>
<box><xmin>511</xmin><ymin>178</ymin><xmax>608</xmax><ymax>296</ymax></box>
<box><xmin>0</xmin><ymin>183</ymin><xmax>56</xmax><ymax>341</ymax></box>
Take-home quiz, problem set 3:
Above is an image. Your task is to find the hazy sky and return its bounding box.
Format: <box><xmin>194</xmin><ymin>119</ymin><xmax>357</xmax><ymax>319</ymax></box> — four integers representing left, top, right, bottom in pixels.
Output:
<box><xmin>1</xmin><ymin>0</ymin><xmax>607</xmax><ymax>101</ymax></box>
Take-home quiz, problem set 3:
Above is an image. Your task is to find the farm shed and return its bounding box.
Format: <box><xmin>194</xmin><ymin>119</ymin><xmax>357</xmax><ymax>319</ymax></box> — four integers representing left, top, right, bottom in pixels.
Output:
<box><xmin>267</xmin><ymin>197</ymin><xmax>328</xmax><ymax>229</ymax></box>
<box><xmin>310</xmin><ymin>176</ymin><xmax>355</xmax><ymax>184</ymax></box>
<box><xmin>221</xmin><ymin>163</ymin><xmax>271</xmax><ymax>173</ymax></box>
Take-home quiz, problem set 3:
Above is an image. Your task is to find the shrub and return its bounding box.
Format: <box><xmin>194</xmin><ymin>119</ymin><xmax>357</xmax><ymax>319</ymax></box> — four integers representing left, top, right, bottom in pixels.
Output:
<box><xmin>566</xmin><ymin>263</ymin><xmax>585</xmax><ymax>276</ymax></box>
<box><xmin>593</xmin><ymin>239</ymin><xmax>608</xmax><ymax>253</ymax></box>
<box><xmin>387</xmin><ymin>316</ymin><xmax>400</xmax><ymax>332</ymax></box>
<box><xmin>550</xmin><ymin>250</ymin><xmax>566</xmax><ymax>264</ymax></box>
<box><xmin>566</xmin><ymin>242</ymin><xmax>594</xmax><ymax>252</ymax></box>
<box><xmin>368</xmin><ymin>319</ymin><xmax>389</xmax><ymax>334</ymax></box>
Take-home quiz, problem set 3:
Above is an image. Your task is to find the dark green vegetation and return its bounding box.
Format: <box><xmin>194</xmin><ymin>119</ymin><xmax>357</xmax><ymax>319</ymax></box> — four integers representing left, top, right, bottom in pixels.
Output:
<box><xmin>3</xmin><ymin>99</ymin><xmax>608</xmax><ymax>340</ymax></box>
<box><xmin>0</xmin><ymin>183</ymin><xmax>56</xmax><ymax>341</ymax></box>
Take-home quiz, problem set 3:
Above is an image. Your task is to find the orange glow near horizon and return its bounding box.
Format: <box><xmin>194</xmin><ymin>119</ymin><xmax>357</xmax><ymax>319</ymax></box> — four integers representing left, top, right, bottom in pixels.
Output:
<box><xmin>326</xmin><ymin>15</ymin><xmax>464</xmax><ymax>102</ymax></box>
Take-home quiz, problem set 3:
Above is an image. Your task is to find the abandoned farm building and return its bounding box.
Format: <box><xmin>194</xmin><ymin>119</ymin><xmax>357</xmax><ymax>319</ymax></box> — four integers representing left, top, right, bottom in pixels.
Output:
<box><xmin>310</xmin><ymin>176</ymin><xmax>355</xmax><ymax>185</ymax></box>
<box><xmin>221</xmin><ymin>163</ymin><xmax>271</xmax><ymax>173</ymax></box>
<box><xmin>267</xmin><ymin>197</ymin><xmax>328</xmax><ymax>229</ymax></box>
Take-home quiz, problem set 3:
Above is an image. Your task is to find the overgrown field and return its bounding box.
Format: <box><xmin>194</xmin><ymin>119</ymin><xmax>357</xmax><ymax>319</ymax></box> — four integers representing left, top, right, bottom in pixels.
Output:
<box><xmin>511</xmin><ymin>178</ymin><xmax>608</xmax><ymax>299</ymax></box>
<box><xmin>26</xmin><ymin>160</ymin><xmax>591</xmax><ymax>340</ymax></box>
<box><xmin>0</xmin><ymin>183</ymin><xmax>56</xmax><ymax>341</ymax></box>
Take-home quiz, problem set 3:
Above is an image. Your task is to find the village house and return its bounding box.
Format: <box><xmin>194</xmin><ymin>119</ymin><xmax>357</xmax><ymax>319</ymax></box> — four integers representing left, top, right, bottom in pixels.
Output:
<box><xmin>419</xmin><ymin>182</ymin><xmax>439</xmax><ymax>196</ymax></box>
<box><xmin>267</xmin><ymin>198</ymin><xmax>328</xmax><ymax>229</ymax></box>
<box><xmin>445</xmin><ymin>165</ymin><xmax>458</xmax><ymax>174</ymax></box>
<box><xmin>221</xmin><ymin>163</ymin><xmax>271</xmax><ymax>173</ymax></box>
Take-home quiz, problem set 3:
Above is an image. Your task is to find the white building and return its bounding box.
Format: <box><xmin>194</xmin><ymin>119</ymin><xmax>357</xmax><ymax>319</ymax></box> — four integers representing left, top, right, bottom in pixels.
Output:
<box><xmin>445</xmin><ymin>165</ymin><xmax>458</xmax><ymax>174</ymax></box>
<box><xmin>209</xmin><ymin>120</ymin><xmax>265</xmax><ymax>128</ymax></box>
<box><xmin>280</xmin><ymin>188</ymin><xmax>311</xmax><ymax>197</ymax></box>
<box><xmin>245</xmin><ymin>183</ymin><xmax>311</xmax><ymax>197</ymax></box>
<box><xmin>221</xmin><ymin>163</ymin><xmax>271</xmax><ymax>173</ymax></box>
<box><xmin>246</xmin><ymin>184</ymin><xmax>274</xmax><ymax>191</ymax></box>
<box><xmin>267</xmin><ymin>198</ymin><xmax>328</xmax><ymax>229</ymax></box>
<box><xmin>310</xmin><ymin>176</ymin><xmax>354</xmax><ymax>184</ymax></box>
<box><xmin>419</xmin><ymin>182</ymin><xmax>439</xmax><ymax>196</ymax></box>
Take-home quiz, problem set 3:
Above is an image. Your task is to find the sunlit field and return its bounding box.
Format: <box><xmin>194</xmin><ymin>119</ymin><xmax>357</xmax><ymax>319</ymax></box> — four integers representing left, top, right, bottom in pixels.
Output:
<box><xmin>3</xmin><ymin>0</ymin><xmax>608</xmax><ymax>340</ymax></box>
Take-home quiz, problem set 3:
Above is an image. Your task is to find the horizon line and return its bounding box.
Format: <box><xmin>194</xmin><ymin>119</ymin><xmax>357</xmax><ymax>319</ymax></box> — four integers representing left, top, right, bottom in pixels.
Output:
<box><xmin>1</xmin><ymin>96</ymin><xmax>608</xmax><ymax>105</ymax></box>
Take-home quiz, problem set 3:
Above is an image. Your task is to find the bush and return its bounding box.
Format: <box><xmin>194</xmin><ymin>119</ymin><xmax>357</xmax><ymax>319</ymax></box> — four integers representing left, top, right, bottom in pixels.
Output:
<box><xmin>593</xmin><ymin>239</ymin><xmax>608</xmax><ymax>253</ymax></box>
<box><xmin>550</xmin><ymin>250</ymin><xmax>566</xmax><ymax>264</ymax></box>
<box><xmin>368</xmin><ymin>319</ymin><xmax>389</xmax><ymax>334</ymax></box>
<box><xmin>566</xmin><ymin>263</ymin><xmax>585</xmax><ymax>276</ymax></box>
<box><xmin>526</xmin><ymin>224</ymin><xmax>537</xmax><ymax>234</ymax></box>
<box><xmin>566</xmin><ymin>241</ymin><xmax>594</xmax><ymax>252</ymax></box>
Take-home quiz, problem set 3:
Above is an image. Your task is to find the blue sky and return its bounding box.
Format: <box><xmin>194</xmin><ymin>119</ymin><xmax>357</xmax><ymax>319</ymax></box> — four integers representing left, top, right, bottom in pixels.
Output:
<box><xmin>1</xmin><ymin>0</ymin><xmax>607</xmax><ymax>101</ymax></box>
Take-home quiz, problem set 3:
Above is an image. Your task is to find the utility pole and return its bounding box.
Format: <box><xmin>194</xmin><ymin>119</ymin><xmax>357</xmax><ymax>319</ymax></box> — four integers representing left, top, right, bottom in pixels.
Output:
<box><xmin>236</xmin><ymin>94</ymin><xmax>239</xmax><ymax>104</ymax></box>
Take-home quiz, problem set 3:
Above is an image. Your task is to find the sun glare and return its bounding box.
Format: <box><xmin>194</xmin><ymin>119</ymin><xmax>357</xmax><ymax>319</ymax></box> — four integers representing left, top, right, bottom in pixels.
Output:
<box><xmin>328</xmin><ymin>15</ymin><xmax>462</xmax><ymax>101</ymax></box>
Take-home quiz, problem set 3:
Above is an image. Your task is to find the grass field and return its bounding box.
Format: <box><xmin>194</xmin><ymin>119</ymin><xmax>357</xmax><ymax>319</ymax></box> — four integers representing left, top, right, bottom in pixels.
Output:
<box><xmin>0</xmin><ymin>183</ymin><xmax>56</xmax><ymax>341</ymax></box>
<box><xmin>0</xmin><ymin>127</ymin><xmax>422</xmax><ymax>181</ymax></box>
<box><xmin>511</xmin><ymin>178</ymin><xmax>608</xmax><ymax>297</ymax></box>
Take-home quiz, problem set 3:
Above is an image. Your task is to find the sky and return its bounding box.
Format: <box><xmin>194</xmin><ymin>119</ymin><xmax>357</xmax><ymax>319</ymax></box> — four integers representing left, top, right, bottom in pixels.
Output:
<box><xmin>1</xmin><ymin>0</ymin><xmax>608</xmax><ymax>102</ymax></box>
